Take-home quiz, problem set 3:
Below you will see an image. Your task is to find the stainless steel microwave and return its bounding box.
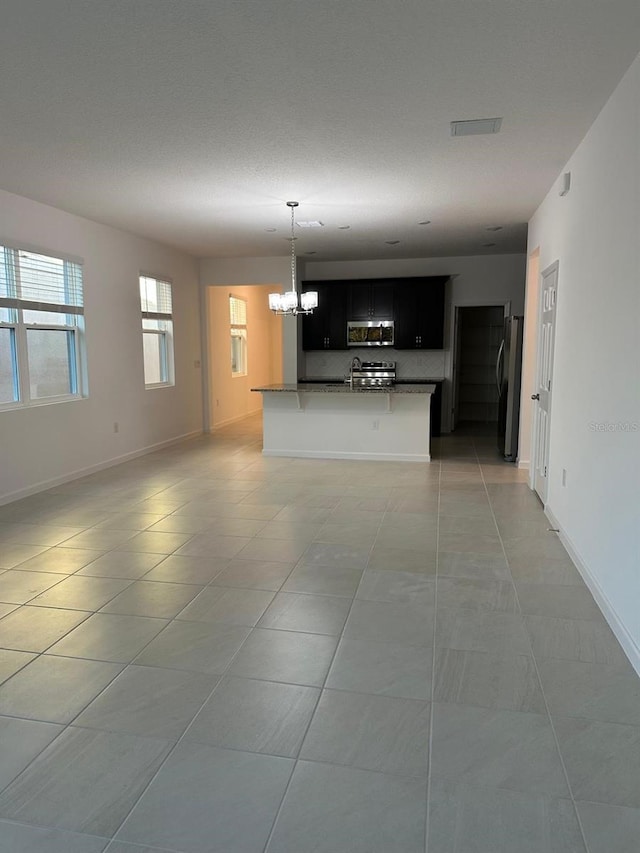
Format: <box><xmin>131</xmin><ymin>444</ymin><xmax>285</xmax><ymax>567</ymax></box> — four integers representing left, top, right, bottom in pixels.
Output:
<box><xmin>347</xmin><ymin>320</ymin><xmax>394</xmax><ymax>347</ymax></box>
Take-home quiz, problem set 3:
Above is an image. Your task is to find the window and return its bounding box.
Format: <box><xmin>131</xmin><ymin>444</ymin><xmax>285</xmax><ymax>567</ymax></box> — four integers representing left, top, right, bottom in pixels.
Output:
<box><xmin>229</xmin><ymin>295</ymin><xmax>247</xmax><ymax>376</ymax></box>
<box><xmin>0</xmin><ymin>245</ymin><xmax>85</xmax><ymax>408</ymax></box>
<box><xmin>140</xmin><ymin>275</ymin><xmax>174</xmax><ymax>387</ymax></box>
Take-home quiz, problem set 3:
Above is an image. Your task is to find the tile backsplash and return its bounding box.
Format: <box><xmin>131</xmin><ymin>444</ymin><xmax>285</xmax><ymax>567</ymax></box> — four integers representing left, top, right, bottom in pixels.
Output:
<box><xmin>302</xmin><ymin>348</ymin><xmax>446</xmax><ymax>380</ymax></box>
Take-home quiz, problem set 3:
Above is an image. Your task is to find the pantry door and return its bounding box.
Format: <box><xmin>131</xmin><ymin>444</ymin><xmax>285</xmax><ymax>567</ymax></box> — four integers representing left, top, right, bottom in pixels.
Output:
<box><xmin>532</xmin><ymin>261</ymin><xmax>558</xmax><ymax>502</ymax></box>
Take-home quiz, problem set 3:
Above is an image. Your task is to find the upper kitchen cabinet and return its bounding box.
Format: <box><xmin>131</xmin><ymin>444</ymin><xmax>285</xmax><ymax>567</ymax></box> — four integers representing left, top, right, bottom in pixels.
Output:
<box><xmin>301</xmin><ymin>281</ymin><xmax>348</xmax><ymax>350</ymax></box>
<box><xmin>394</xmin><ymin>277</ymin><xmax>448</xmax><ymax>349</ymax></box>
<box><xmin>348</xmin><ymin>280</ymin><xmax>395</xmax><ymax>320</ymax></box>
<box><xmin>301</xmin><ymin>276</ymin><xmax>448</xmax><ymax>350</ymax></box>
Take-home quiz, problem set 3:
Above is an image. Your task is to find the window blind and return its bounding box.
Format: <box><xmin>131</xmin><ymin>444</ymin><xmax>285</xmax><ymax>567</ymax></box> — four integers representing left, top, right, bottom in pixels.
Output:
<box><xmin>0</xmin><ymin>247</ymin><xmax>83</xmax><ymax>312</ymax></box>
<box><xmin>140</xmin><ymin>276</ymin><xmax>172</xmax><ymax>318</ymax></box>
<box><xmin>229</xmin><ymin>295</ymin><xmax>247</xmax><ymax>326</ymax></box>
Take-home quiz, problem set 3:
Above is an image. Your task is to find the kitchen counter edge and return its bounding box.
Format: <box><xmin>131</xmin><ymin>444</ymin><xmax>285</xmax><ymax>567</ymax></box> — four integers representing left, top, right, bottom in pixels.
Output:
<box><xmin>252</xmin><ymin>383</ymin><xmax>435</xmax><ymax>394</ymax></box>
<box><xmin>299</xmin><ymin>377</ymin><xmax>444</xmax><ymax>384</ymax></box>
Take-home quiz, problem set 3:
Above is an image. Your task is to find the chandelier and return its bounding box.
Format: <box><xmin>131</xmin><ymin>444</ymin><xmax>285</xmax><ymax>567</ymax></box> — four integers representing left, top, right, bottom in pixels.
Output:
<box><xmin>268</xmin><ymin>201</ymin><xmax>318</xmax><ymax>315</ymax></box>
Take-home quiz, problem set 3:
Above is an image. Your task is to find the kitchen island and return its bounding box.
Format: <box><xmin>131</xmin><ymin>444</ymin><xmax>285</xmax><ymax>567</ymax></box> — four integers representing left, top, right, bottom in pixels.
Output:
<box><xmin>251</xmin><ymin>383</ymin><xmax>435</xmax><ymax>462</ymax></box>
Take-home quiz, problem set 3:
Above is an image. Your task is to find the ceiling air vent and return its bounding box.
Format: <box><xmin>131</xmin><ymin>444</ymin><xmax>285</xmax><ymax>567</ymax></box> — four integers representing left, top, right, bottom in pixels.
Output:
<box><xmin>450</xmin><ymin>117</ymin><xmax>502</xmax><ymax>137</ymax></box>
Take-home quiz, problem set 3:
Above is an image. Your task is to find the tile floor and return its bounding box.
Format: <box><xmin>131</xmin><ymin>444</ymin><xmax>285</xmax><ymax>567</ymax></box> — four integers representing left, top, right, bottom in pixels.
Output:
<box><xmin>0</xmin><ymin>416</ymin><xmax>638</xmax><ymax>852</ymax></box>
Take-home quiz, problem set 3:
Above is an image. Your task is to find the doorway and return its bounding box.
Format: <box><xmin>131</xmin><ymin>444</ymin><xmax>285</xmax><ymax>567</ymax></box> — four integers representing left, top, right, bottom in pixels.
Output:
<box><xmin>452</xmin><ymin>305</ymin><xmax>505</xmax><ymax>430</ymax></box>
<box><xmin>204</xmin><ymin>284</ymin><xmax>283</xmax><ymax>431</ymax></box>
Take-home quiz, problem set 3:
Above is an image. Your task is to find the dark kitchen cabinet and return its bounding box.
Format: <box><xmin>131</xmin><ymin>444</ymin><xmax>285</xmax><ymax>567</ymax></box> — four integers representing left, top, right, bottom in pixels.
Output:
<box><xmin>302</xmin><ymin>276</ymin><xmax>447</xmax><ymax>350</ymax></box>
<box><xmin>348</xmin><ymin>281</ymin><xmax>394</xmax><ymax>320</ymax></box>
<box><xmin>430</xmin><ymin>380</ymin><xmax>443</xmax><ymax>437</ymax></box>
<box><xmin>301</xmin><ymin>281</ymin><xmax>348</xmax><ymax>350</ymax></box>
<box><xmin>394</xmin><ymin>277</ymin><xmax>447</xmax><ymax>349</ymax></box>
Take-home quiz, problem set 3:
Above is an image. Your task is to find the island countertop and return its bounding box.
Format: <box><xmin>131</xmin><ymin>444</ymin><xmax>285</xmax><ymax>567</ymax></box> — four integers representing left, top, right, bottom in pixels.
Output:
<box><xmin>299</xmin><ymin>376</ymin><xmax>444</xmax><ymax>384</ymax></box>
<box><xmin>252</xmin><ymin>383</ymin><xmax>435</xmax><ymax>394</ymax></box>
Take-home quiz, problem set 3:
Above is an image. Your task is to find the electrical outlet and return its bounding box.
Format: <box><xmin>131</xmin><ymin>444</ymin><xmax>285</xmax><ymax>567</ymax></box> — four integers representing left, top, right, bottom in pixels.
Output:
<box><xmin>372</xmin><ymin>419</ymin><xmax>380</xmax><ymax>431</ymax></box>
<box><xmin>113</xmin><ymin>422</ymin><xmax>119</xmax><ymax>433</ymax></box>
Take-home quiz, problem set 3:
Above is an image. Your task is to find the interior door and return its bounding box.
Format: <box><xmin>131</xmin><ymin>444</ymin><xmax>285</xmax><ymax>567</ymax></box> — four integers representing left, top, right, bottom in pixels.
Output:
<box><xmin>451</xmin><ymin>306</ymin><xmax>462</xmax><ymax>429</ymax></box>
<box><xmin>532</xmin><ymin>262</ymin><xmax>558</xmax><ymax>502</ymax></box>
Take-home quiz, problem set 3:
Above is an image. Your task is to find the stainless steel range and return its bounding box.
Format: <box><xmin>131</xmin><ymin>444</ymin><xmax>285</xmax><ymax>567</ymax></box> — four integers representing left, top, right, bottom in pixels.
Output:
<box><xmin>350</xmin><ymin>359</ymin><xmax>396</xmax><ymax>387</ymax></box>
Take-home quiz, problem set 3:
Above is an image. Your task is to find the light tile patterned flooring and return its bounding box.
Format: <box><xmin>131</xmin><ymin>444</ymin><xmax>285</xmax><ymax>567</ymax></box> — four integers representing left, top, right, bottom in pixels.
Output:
<box><xmin>0</xmin><ymin>416</ymin><xmax>638</xmax><ymax>852</ymax></box>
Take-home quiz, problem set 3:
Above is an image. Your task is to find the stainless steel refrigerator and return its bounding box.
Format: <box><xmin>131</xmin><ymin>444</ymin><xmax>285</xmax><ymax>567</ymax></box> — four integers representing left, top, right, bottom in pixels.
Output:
<box><xmin>497</xmin><ymin>315</ymin><xmax>524</xmax><ymax>462</ymax></box>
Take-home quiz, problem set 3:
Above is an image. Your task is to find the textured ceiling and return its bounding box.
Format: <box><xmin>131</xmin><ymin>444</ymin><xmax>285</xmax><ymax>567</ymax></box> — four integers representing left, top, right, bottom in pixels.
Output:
<box><xmin>1</xmin><ymin>1</ymin><xmax>639</xmax><ymax>260</ymax></box>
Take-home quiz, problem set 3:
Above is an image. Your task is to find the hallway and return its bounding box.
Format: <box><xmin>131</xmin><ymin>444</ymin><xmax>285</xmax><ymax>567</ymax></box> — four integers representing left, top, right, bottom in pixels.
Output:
<box><xmin>0</xmin><ymin>416</ymin><xmax>638</xmax><ymax>852</ymax></box>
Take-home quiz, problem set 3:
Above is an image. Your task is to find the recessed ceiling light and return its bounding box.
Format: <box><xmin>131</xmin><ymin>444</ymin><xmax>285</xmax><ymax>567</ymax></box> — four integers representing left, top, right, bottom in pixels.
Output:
<box><xmin>485</xmin><ymin>226</ymin><xmax>503</xmax><ymax>232</ymax></box>
<box><xmin>385</xmin><ymin>240</ymin><xmax>400</xmax><ymax>245</ymax></box>
<box><xmin>296</xmin><ymin>220</ymin><xmax>324</xmax><ymax>228</ymax></box>
<box><xmin>450</xmin><ymin>117</ymin><xmax>503</xmax><ymax>136</ymax></box>
<box><xmin>418</xmin><ymin>220</ymin><xmax>431</xmax><ymax>225</ymax></box>
<box><xmin>265</xmin><ymin>228</ymin><xmax>277</xmax><ymax>232</ymax></box>
<box><xmin>482</xmin><ymin>242</ymin><xmax>496</xmax><ymax>248</ymax></box>
<box><xmin>338</xmin><ymin>225</ymin><xmax>350</xmax><ymax>230</ymax></box>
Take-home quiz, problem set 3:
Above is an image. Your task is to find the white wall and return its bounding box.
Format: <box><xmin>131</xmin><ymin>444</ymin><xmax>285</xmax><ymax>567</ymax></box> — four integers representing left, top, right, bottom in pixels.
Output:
<box><xmin>0</xmin><ymin>190</ymin><xmax>203</xmax><ymax>504</ymax></box>
<box><xmin>199</xmin><ymin>256</ymin><xmax>298</xmax><ymax>386</ymax></box>
<box><xmin>303</xmin><ymin>254</ymin><xmax>526</xmax><ymax>430</ymax></box>
<box><xmin>526</xmin><ymin>54</ymin><xmax>640</xmax><ymax>671</ymax></box>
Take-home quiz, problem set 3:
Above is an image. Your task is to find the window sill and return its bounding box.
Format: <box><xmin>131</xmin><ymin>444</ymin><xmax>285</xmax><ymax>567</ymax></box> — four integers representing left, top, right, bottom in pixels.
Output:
<box><xmin>0</xmin><ymin>394</ymin><xmax>87</xmax><ymax>412</ymax></box>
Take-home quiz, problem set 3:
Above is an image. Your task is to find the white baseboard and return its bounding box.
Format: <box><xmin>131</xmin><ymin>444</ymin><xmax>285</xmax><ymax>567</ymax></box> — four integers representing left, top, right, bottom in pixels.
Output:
<box><xmin>517</xmin><ymin>458</ymin><xmax>530</xmax><ymax>470</ymax></box>
<box><xmin>211</xmin><ymin>409</ymin><xmax>262</xmax><ymax>431</ymax></box>
<box><xmin>0</xmin><ymin>430</ymin><xmax>202</xmax><ymax>507</ymax></box>
<box><xmin>262</xmin><ymin>449</ymin><xmax>431</xmax><ymax>463</ymax></box>
<box><xmin>545</xmin><ymin>507</ymin><xmax>640</xmax><ymax>677</ymax></box>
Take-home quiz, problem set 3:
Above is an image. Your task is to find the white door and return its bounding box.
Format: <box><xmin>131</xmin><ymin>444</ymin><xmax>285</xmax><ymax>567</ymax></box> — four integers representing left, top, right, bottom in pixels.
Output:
<box><xmin>532</xmin><ymin>261</ymin><xmax>558</xmax><ymax>501</ymax></box>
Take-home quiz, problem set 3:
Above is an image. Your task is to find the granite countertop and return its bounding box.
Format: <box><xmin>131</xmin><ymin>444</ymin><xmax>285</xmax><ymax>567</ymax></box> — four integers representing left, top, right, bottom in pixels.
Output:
<box><xmin>299</xmin><ymin>376</ymin><xmax>445</xmax><ymax>384</ymax></box>
<box><xmin>252</xmin><ymin>383</ymin><xmax>435</xmax><ymax>394</ymax></box>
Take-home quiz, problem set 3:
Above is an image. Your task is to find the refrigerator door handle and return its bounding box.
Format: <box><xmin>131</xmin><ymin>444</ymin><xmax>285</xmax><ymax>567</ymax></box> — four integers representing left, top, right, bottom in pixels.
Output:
<box><xmin>496</xmin><ymin>339</ymin><xmax>505</xmax><ymax>396</ymax></box>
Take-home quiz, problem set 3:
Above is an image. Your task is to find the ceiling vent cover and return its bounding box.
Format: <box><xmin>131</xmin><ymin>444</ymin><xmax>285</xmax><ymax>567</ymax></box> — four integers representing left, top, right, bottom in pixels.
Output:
<box><xmin>450</xmin><ymin>117</ymin><xmax>503</xmax><ymax>136</ymax></box>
